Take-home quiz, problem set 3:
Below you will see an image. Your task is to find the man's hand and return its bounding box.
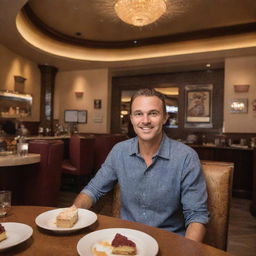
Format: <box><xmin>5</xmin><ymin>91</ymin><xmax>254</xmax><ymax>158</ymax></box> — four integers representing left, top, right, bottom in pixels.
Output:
<box><xmin>73</xmin><ymin>193</ymin><xmax>93</xmax><ymax>209</ymax></box>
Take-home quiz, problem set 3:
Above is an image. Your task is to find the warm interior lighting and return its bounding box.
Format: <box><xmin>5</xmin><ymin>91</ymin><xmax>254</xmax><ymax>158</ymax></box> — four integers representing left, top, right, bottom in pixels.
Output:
<box><xmin>114</xmin><ymin>0</ymin><xmax>167</xmax><ymax>27</ymax></box>
<box><xmin>121</xmin><ymin>110</ymin><xmax>129</xmax><ymax>115</ymax></box>
<box><xmin>75</xmin><ymin>91</ymin><xmax>84</xmax><ymax>97</ymax></box>
<box><xmin>231</xmin><ymin>101</ymin><xmax>245</xmax><ymax>111</ymax></box>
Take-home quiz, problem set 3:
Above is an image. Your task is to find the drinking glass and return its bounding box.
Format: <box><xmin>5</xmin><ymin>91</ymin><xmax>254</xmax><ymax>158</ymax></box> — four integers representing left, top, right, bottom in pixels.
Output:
<box><xmin>0</xmin><ymin>190</ymin><xmax>11</xmax><ymax>217</ymax></box>
<box><xmin>17</xmin><ymin>142</ymin><xmax>28</xmax><ymax>156</ymax></box>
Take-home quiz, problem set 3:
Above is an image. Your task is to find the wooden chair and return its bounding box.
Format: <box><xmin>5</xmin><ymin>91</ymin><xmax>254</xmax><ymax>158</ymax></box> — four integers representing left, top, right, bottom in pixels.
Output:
<box><xmin>112</xmin><ymin>160</ymin><xmax>234</xmax><ymax>251</ymax></box>
<box><xmin>61</xmin><ymin>135</ymin><xmax>95</xmax><ymax>192</ymax></box>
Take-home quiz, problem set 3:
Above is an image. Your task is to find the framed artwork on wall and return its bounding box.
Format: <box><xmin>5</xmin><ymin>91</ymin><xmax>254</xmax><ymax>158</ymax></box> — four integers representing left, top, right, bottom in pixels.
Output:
<box><xmin>230</xmin><ymin>98</ymin><xmax>248</xmax><ymax>113</ymax></box>
<box><xmin>184</xmin><ymin>84</ymin><xmax>213</xmax><ymax>128</ymax></box>
<box><xmin>77</xmin><ymin>110</ymin><xmax>87</xmax><ymax>123</ymax></box>
<box><xmin>94</xmin><ymin>99</ymin><xmax>102</xmax><ymax>109</ymax></box>
<box><xmin>64</xmin><ymin>110</ymin><xmax>87</xmax><ymax>123</ymax></box>
<box><xmin>64</xmin><ymin>110</ymin><xmax>78</xmax><ymax>123</ymax></box>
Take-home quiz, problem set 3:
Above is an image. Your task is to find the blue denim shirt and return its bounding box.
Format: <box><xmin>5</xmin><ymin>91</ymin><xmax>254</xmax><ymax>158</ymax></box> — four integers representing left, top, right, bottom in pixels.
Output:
<box><xmin>82</xmin><ymin>133</ymin><xmax>209</xmax><ymax>235</ymax></box>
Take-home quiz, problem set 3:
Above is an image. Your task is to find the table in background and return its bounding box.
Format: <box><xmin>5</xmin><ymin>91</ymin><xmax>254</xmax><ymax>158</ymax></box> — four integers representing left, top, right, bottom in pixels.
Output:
<box><xmin>1</xmin><ymin>206</ymin><xmax>231</xmax><ymax>256</ymax></box>
<box><xmin>0</xmin><ymin>153</ymin><xmax>40</xmax><ymax>167</ymax></box>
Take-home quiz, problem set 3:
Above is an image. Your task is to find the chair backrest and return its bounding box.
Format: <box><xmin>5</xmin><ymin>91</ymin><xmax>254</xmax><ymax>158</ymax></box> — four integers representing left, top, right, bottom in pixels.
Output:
<box><xmin>201</xmin><ymin>160</ymin><xmax>234</xmax><ymax>250</ymax></box>
<box><xmin>24</xmin><ymin>139</ymin><xmax>64</xmax><ymax>206</ymax></box>
<box><xmin>112</xmin><ymin>160</ymin><xmax>234</xmax><ymax>251</ymax></box>
<box><xmin>69</xmin><ymin>135</ymin><xmax>95</xmax><ymax>175</ymax></box>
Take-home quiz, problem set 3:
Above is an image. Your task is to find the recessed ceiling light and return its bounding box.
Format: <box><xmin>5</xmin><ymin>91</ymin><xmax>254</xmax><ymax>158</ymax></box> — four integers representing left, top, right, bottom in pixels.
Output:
<box><xmin>206</xmin><ymin>63</ymin><xmax>211</xmax><ymax>68</ymax></box>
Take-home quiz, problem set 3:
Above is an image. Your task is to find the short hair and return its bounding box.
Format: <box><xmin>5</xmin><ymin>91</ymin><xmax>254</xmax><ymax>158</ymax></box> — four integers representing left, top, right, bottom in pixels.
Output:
<box><xmin>130</xmin><ymin>88</ymin><xmax>167</xmax><ymax>115</ymax></box>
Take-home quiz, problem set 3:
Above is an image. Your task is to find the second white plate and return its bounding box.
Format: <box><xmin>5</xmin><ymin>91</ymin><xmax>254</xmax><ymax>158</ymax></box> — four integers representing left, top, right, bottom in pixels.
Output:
<box><xmin>0</xmin><ymin>222</ymin><xmax>33</xmax><ymax>251</ymax></box>
<box><xmin>35</xmin><ymin>208</ymin><xmax>97</xmax><ymax>233</ymax></box>
<box><xmin>77</xmin><ymin>228</ymin><xmax>159</xmax><ymax>256</ymax></box>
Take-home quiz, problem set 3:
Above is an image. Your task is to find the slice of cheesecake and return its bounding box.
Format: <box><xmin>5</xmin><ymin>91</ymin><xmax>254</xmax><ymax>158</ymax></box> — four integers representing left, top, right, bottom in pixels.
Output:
<box><xmin>0</xmin><ymin>223</ymin><xmax>7</xmax><ymax>242</ymax></box>
<box><xmin>111</xmin><ymin>233</ymin><xmax>137</xmax><ymax>255</ymax></box>
<box><xmin>56</xmin><ymin>206</ymin><xmax>78</xmax><ymax>228</ymax></box>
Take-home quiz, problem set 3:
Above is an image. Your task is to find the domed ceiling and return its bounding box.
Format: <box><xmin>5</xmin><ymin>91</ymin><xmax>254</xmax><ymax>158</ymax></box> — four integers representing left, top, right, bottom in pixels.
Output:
<box><xmin>0</xmin><ymin>0</ymin><xmax>256</xmax><ymax>73</ymax></box>
<box><xmin>24</xmin><ymin>0</ymin><xmax>256</xmax><ymax>48</ymax></box>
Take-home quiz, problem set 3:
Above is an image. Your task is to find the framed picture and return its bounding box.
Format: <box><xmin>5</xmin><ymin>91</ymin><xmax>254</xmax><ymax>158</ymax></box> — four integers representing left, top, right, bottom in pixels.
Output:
<box><xmin>230</xmin><ymin>98</ymin><xmax>248</xmax><ymax>113</ymax></box>
<box><xmin>64</xmin><ymin>110</ymin><xmax>87</xmax><ymax>123</ymax></box>
<box><xmin>94</xmin><ymin>99</ymin><xmax>102</xmax><ymax>109</ymax></box>
<box><xmin>185</xmin><ymin>84</ymin><xmax>213</xmax><ymax>128</ymax></box>
<box><xmin>64</xmin><ymin>110</ymin><xmax>78</xmax><ymax>123</ymax></box>
<box><xmin>78</xmin><ymin>110</ymin><xmax>87</xmax><ymax>123</ymax></box>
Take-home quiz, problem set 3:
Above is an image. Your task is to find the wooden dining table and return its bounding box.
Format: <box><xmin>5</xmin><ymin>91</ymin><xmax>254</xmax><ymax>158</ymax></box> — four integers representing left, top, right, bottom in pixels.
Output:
<box><xmin>0</xmin><ymin>206</ymin><xmax>232</xmax><ymax>256</ymax></box>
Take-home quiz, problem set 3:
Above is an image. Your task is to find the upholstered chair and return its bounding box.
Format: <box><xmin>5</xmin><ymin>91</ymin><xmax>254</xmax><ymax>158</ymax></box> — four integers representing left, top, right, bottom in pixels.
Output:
<box><xmin>23</xmin><ymin>139</ymin><xmax>64</xmax><ymax>206</ymax></box>
<box><xmin>201</xmin><ymin>160</ymin><xmax>234</xmax><ymax>250</ymax></box>
<box><xmin>112</xmin><ymin>160</ymin><xmax>234</xmax><ymax>251</ymax></box>
<box><xmin>62</xmin><ymin>135</ymin><xmax>95</xmax><ymax>192</ymax></box>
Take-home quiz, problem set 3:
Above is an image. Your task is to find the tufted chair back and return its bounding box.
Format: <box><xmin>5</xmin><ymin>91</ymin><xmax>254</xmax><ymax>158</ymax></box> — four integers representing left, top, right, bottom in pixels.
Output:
<box><xmin>24</xmin><ymin>139</ymin><xmax>64</xmax><ymax>206</ymax></box>
<box><xmin>112</xmin><ymin>160</ymin><xmax>234</xmax><ymax>251</ymax></box>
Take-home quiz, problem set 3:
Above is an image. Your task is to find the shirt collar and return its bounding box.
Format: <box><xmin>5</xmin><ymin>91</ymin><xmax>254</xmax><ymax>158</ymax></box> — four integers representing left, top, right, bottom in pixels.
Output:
<box><xmin>129</xmin><ymin>133</ymin><xmax>170</xmax><ymax>160</ymax></box>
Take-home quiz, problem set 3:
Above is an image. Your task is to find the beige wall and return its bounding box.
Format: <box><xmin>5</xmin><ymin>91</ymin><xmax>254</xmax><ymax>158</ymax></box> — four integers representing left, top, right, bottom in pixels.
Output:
<box><xmin>224</xmin><ymin>56</ymin><xmax>256</xmax><ymax>133</ymax></box>
<box><xmin>2</xmin><ymin>42</ymin><xmax>256</xmax><ymax>134</ymax></box>
<box><xmin>54</xmin><ymin>69</ymin><xmax>111</xmax><ymax>133</ymax></box>
<box><xmin>0</xmin><ymin>43</ymin><xmax>41</xmax><ymax>121</ymax></box>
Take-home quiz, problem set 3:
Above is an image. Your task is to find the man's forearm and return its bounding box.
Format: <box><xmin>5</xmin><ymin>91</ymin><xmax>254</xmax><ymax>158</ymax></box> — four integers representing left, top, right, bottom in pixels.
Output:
<box><xmin>185</xmin><ymin>222</ymin><xmax>206</xmax><ymax>243</ymax></box>
<box><xmin>73</xmin><ymin>192</ymin><xmax>93</xmax><ymax>209</ymax></box>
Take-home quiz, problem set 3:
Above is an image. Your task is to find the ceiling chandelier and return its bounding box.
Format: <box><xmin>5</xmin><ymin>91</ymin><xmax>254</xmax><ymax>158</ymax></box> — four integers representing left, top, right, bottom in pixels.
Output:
<box><xmin>114</xmin><ymin>0</ymin><xmax>167</xmax><ymax>27</ymax></box>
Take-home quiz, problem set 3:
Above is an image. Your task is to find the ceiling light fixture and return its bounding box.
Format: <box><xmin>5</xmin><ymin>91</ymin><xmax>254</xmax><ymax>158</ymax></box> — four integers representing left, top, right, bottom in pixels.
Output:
<box><xmin>114</xmin><ymin>0</ymin><xmax>167</xmax><ymax>27</ymax></box>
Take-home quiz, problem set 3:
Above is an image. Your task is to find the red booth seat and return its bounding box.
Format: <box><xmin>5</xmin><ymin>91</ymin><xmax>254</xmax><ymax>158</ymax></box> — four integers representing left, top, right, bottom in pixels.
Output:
<box><xmin>62</xmin><ymin>135</ymin><xmax>95</xmax><ymax>191</ymax></box>
<box><xmin>93</xmin><ymin>133</ymin><xmax>128</xmax><ymax>172</ymax></box>
<box><xmin>23</xmin><ymin>140</ymin><xmax>64</xmax><ymax>206</ymax></box>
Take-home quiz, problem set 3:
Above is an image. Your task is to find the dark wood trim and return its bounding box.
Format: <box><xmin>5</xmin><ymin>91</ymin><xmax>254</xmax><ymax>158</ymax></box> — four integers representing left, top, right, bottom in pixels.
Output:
<box><xmin>111</xmin><ymin>69</ymin><xmax>224</xmax><ymax>138</ymax></box>
<box><xmin>38</xmin><ymin>65</ymin><xmax>58</xmax><ymax>134</ymax></box>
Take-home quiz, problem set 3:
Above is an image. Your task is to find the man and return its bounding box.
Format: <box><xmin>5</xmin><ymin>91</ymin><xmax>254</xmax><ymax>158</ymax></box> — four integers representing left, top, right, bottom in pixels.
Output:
<box><xmin>74</xmin><ymin>88</ymin><xmax>209</xmax><ymax>242</ymax></box>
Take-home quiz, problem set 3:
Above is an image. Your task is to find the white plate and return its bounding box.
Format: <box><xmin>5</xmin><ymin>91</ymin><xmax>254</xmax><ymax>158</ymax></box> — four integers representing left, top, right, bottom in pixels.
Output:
<box><xmin>77</xmin><ymin>228</ymin><xmax>159</xmax><ymax>256</ymax></box>
<box><xmin>0</xmin><ymin>222</ymin><xmax>33</xmax><ymax>251</ymax></box>
<box><xmin>35</xmin><ymin>208</ymin><xmax>97</xmax><ymax>233</ymax></box>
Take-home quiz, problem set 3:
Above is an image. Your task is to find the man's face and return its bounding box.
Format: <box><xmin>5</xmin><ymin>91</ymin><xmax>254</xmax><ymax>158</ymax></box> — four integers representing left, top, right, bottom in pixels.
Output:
<box><xmin>130</xmin><ymin>96</ymin><xmax>167</xmax><ymax>143</ymax></box>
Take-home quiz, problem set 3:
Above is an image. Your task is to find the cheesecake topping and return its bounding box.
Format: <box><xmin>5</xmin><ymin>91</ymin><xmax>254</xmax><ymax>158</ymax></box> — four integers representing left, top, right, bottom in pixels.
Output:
<box><xmin>111</xmin><ymin>233</ymin><xmax>136</xmax><ymax>247</ymax></box>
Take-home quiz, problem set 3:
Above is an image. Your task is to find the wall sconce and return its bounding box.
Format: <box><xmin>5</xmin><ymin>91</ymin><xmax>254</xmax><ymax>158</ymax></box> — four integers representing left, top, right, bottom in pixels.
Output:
<box><xmin>75</xmin><ymin>91</ymin><xmax>84</xmax><ymax>97</ymax></box>
<box><xmin>233</xmin><ymin>84</ymin><xmax>250</xmax><ymax>93</ymax></box>
<box><xmin>14</xmin><ymin>75</ymin><xmax>26</xmax><ymax>83</ymax></box>
<box><xmin>14</xmin><ymin>75</ymin><xmax>26</xmax><ymax>93</ymax></box>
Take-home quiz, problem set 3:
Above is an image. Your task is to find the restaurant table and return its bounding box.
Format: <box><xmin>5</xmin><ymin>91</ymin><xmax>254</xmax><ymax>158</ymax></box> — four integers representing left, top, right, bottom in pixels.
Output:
<box><xmin>0</xmin><ymin>206</ymin><xmax>232</xmax><ymax>256</ymax></box>
<box><xmin>0</xmin><ymin>153</ymin><xmax>40</xmax><ymax>167</ymax></box>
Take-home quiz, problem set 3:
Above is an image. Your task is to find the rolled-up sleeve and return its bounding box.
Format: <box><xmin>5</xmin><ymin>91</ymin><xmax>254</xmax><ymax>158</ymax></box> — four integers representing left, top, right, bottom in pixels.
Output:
<box><xmin>81</xmin><ymin>147</ymin><xmax>118</xmax><ymax>204</ymax></box>
<box><xmin>181</xmin><ymin>151</ymin><xmax>209</xmax><ymax>228</ymax></box>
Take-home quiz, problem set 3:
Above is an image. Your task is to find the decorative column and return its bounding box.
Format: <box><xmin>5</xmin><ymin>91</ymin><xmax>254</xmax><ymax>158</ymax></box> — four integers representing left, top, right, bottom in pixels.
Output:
<box><xmin>38</xmin><ymin>65</ymin><xmax>58</xmax><ymax>134</ymax></box>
